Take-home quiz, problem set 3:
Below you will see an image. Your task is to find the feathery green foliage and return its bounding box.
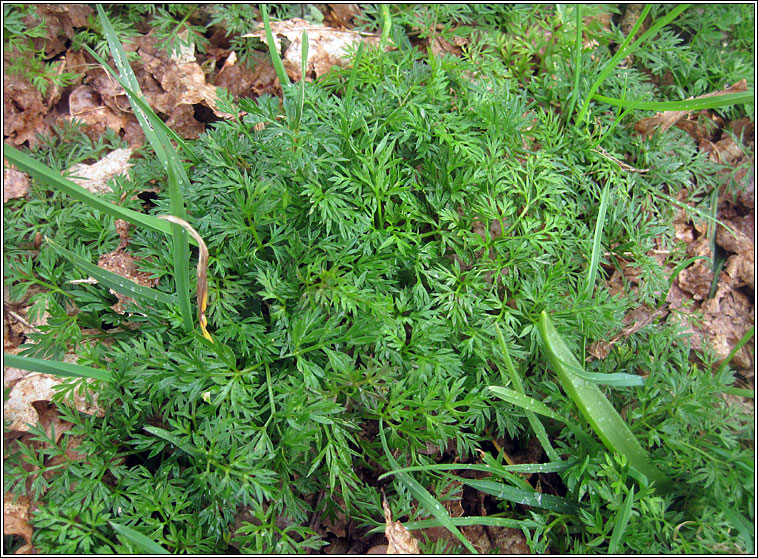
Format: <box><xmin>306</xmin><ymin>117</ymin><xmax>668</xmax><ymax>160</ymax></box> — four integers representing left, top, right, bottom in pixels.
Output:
<box><xmin>4</xmin><ymin>4</ymin><xmax>753</xmax><ymax>554</ymax></box>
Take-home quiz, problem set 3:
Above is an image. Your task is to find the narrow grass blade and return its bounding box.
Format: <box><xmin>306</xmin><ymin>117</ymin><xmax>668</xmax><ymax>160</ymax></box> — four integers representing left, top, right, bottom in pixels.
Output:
<box><xmin>3</xmin><ymin>145</ymin><xmax>177</xmax><ymax>238</ymax></box>
<box><xmin>488</xmin><ymin>385</ymin><xmax>602</xmax><ymax>452</ymax></box>
<box><xmin>378</xmin><ymin>419</ymin><xmax>477</xmax><ymax>553</ymax></box>
<box><xmin>4</xmin><ymin>353</ymin><xmax>114</xmax><ymax>383</ymax></box>
<box><xmin>719</xmin><ymin>506</ymin><xmax>755</xmax><ymax>554</ymax></box>
<box><xmin>260</xmin><ymin>4</ymin><xmax>290</xmax><ymax>87</ymax></box>
<box><xmin>584</xmin><ymin>184</ymin><xmax>610</xmax><ymax>297</ymax></box>
<box><xmin>109</xmin><ymin>521</ymin><xmax>169</xmax><ymax>554</ymax></box>
<box><xmin>143</xmin><ymin>425</ymin><xmax>202</xmax><ymax>459</ymax></box>
<box><xmin>538</xmin><ymin>311</ymin><xmax>672</xmax><ymax>493</ymax></box>
<box><xmin>489</xmin><ymin>386</ymin><xmax>564</xmax><ymax>422</ymax></box>
<box><xmin>379</xmin><ymin>5</ymin><xmax>392</xmax><ymax>50</ymax></box>
<box><xmin>402</xmin><ymin>516</ymin><xmax>538</xmax><ymax>530</ymax></box>
<box><xmin>344</xmin><ymin>40</ymin><xmax>364</xmax><ymax>104</ymax></box>
<box><xmin>494</xmin><ymin>324</ymin><xmax>560</xmax><ymax>461</ymax></box>
<box><xmin>576</xmin><ymin>4</ymin><xmax>690</xmax><ymax>127</ymax></box>
<box><xmin>46</xmin><ymin>237</ymin><xmax>175</xmax><ymax>307</ymax></box>
<box><xmin>157</xmin><ymin>215</ymin><xmax>213</xmax><ymax>341</ymax></box>
<box><xmin>552</xmin><ymin>359</ymin><xmax>645</xmax><ymax>387</ymax></box>
<box><xmin>592</xmin><ymin>91</ymin><xmax>753</xmax><ymax>112</ymax></box>
<box><xmin>463</xmin><ymin>478</ymin><xmax>579</xmax><ymax>514</ymax></box>
<box><xmin>293</xmin><ymin>29</ymin><xmax>308</xmax><ymax>132</ymax></box>
<box><xmin>94</xmin><ymin>6</ymin><xmax>193</xmax><ymax>332</ymax></box>
<box><xmin>564</xmin><ymin>4</ymin><xmax>583</xmax><ymax>123</ymax></box>
<box><xmin>90</xmin><ymin>7</ymin><xmax>196</xmax><ymax>164</ymax></box>
<box><xmin>608</xmin><ymin>485</ymin><xmax>634</xmax><ymax>553</ymax></box>
<box><xmin>716</xmin><ymin>326</ymin><xmax>754</xmax><ymax>377</ymax></box>
<box><xmin>378</xmin><ymin>459</ymin><xmax>577</xmax><ymax>479</ymax></box>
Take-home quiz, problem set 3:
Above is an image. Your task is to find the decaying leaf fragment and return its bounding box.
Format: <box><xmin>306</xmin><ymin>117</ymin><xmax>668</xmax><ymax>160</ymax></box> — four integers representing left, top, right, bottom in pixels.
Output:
<box><xmin>383</xmin><ymin>497</ymin><xmax>420</xmax><ymax>554</ymax></box>
<box><xmin>4</xmin><ymin>369</ymin><xmax>105</xmax><ymax>434</ymax></box>
<box><xmin>3</xmin><ymin>492</ymin><xmax>33</xmax><ymax>554</ymax></box>
<box><xmin>66</xmin><ymin>148</ymin><xmax>133</xmax><ymax>194</ymax></box>
<box><xmin>243</xmin><ymin>18</ymin><xmax>381</xmax><ymax>80</ymax></box>
<box><xmin>3</xmin><ymin>163</ymin><xmax>30</xmax><ymax>202</ymax></box>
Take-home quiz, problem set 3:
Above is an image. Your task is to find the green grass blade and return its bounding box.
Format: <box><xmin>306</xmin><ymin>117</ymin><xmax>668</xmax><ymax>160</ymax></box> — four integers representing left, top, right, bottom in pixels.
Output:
<box><xmin>3</xmin><ymin>145</ymin><xmax>177</xmax><ymax>238</ymax></box>
<box><xmin>720</xmin><ymin>386</ymin><xmax>754</xmax><ymax>398</ymax></box>
<box><xmin>260</xmin><ymin>4</ymin><xmax>290</xmax><ymax>87</ymax></box>
<box><xmin>584</xmin><ymin>184</ymin><xmax>610</xmax><ymax>297</ymax></box>
<box><xmin>379</xmin><ymin>419</ymin><xmax>477</xmax><ymax>553</ymax></box>
<box><xmin>716</xmin><ymin>326</ymin><xmax>754</xmax><ymax>376</ymax></box>
<box><xmin>719</xmin><ymin>506</ymin><xmax>755</xmax><ymax>554</ymax></box>
<box><xmin>379</xmin><ymin>5</ymin><xmax>392</xmax><ymax>50</ymax></box>
<box><xmin>109</xmin><ymin>521</ymin><xmax>169</xmax><ymax>554</ymax></box>
<box><xmin>91</xmin><ymin>6</ymin><xmax>196</xmax><ymax>164</ymax></box>
<box><xmin>293</xmin><ymin>29</ymin><xmax>308</xmax><ymax>132</ymax></box>
<box><xmin>489</xmin><ymin>386</ymin><xmax>565</xmax><ymax>423</ymax></box>
<box><xmin>538</xmin><ymin>311</ymin><xmax>672</xmax><ymax>493</ymax></box>
<box><xmin>553</xmin><ymin>359</ymin><xmax>645</xmax><ymax>387</ymax></box>
<box><xmin>576</xmin><ymin>4</ymin><xmax>690</xmax><ymax>127</ymax></box>
<box><xmin>378</xmin><ymin>460</ymin><xmax>577</xmax><ymax>478</ymax></box>
<box><xmin>94</xmin><ymin>6</ymin><xmax>193</xmax><ymax>333</ymax></box>
<box><xmin>608</xmin><ymin>485</ymin><xmax>634</xmax><ymax>553</ymax></box>
<box><xmin>462</xmin><ymin>478</ymin><xmax>579</xmax><ymax>514</ymax></box>
<box><xmin>592</xmin><ymin>91</ymin><xmax>753</xmax><ymax>112</ymax></box>
<box><xmin>564</xmin><ymin>4</ymin><xmax>583</xmax><ymax>123</ymax></box>
<box><xmin>403</xmin><ymin>516</ymin><xmax>536</xmax><ymax>530</ymax></box>
<box><xmin>4</xmin><ymin>353</ymin><xmax>114</xmax><ymax>383</ymax></box>
<box><xmin>344</xmin><ymin>40</ymin><xmax>364</xmax><ymax>104</ymax></box>
<box><xmin>46</xmin><ymin>237</ymin><xmax>175</xmax><ymax>307</ymax></box>
<box><xmin>494</xmin><ymin>324</ymin><xmax>560</xmax><ymax>461</ymax></box>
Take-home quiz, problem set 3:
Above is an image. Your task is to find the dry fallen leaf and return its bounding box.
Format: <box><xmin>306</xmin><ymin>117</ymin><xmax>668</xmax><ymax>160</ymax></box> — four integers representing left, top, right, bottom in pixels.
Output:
<box><xmin>243</xmin><ymin>19</ymin><xmax>381</xmax><ymax>80</ymax></box>
<box><xmin>66</xmin><ymin>148</ymin><xmax>133</xmax><ymax>194</ymax></box>
<box><xmin>4</xmin><ymin>370</ymin><xmax>104</xmax><ymax>434</ymax></box>
<box><xmin>3</xmin><ymin>74</ymin><xmax>48</xmax><ymax>147</ymax></box>
<box><xmin>3</xmin><ymin>163</ymin><xmax>30</xmax><ymax>202</ymax></box>
<box><xmin>383</xmin><ymin>497</ymin><xmax>420</xmax><ymax>554</ymax></box>
<box><xmin>67</xmin><ymin>84</ymin><xmax>130</xmax><ymax>140</ymax></box>
<box><xmin>3</xmin><ymin>492</ymin><xmax>33</xmax><ymax>554</ymax></box>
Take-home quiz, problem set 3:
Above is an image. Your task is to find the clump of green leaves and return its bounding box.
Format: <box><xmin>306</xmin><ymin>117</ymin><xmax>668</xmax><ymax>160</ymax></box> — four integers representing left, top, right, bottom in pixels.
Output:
<box><xmin>4</xmin><ymin>5</ymin><xmax>753</xmax><ymax>555</ymax></box>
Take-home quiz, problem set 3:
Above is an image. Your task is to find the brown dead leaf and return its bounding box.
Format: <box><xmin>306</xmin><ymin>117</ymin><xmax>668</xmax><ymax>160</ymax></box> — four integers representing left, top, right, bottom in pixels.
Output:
<box><xmin>3</xmin><ymin>73</ymin><xmax>48</xmax><ymax>147</ymax></box>
<box><xmin>27</xmin><ymin>5</ymin><xmax>93</xmax><ymax>59</ymax></box>
<box><xmin>67</xmin><ymin>84</ymin><xmax>129</xmax><ymax>140</ymax></box>
<box><xmin>215</xmin><ymin>51</ymin><xmax>280</xmax><ymax>99</ymax></box>
<box><xmin>717</xmin><ymin>218</ymin><xmax>754</xmax><ymax>290</ymax></box>
<box><xmin>487</xmin><ymin>526</ymin><xmax>531</xmax><ymax>554</ymax></box>
<box><xmin>676</xmin><ymin>235</ymin><xmax>714</xmax><ymax>301</ymax></box>
<box><xmin>244</xmin><ymin>19</ymin><xmax>381</xmax><ymax>81</ymax></box>
<box><xmin>4</xmin><ymin>492</ymin><xmax>33</xmax><ymax>553</ymax></box>
<box><xmin>97</xmin><ymin>248</ymin><xmax>159</xmax><ymax>314</ymax></box>
<box><xmin>700</xmin><ymin>284</ymin><xmax>754</xmax><ymax>370</ymax></box>
<box><xmin>383</xmin><ymin>497</ymin><xmax>420</xmax><ymax>554</ymax></box>
<box><xmin>66</xmin><ymin>148</ymin><xmax>133</xmax><ymax>194</ymax></box>
<box><xmin>320</xmin><ymin>4</ymin><xmax>362</xmax><ymax>28</ymax></box>
<box><xmin>3</xmin><ymin>370</ymin><xmax>104</xmax><ymax>433</ymax></box>
<box><xmin>3</xmin><ymin>163</ymin><xmax>30</xmax><ymax>202</ymax></box>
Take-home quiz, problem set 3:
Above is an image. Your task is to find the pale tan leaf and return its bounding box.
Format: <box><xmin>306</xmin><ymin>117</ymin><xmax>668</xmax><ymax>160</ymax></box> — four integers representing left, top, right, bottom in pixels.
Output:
<box><xmin>383</xmin><ymin>498</ymin><xmax>420</xmax><ymax>554</ymax></box>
